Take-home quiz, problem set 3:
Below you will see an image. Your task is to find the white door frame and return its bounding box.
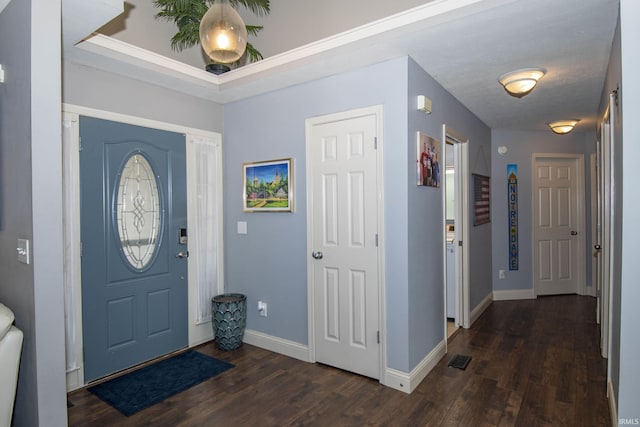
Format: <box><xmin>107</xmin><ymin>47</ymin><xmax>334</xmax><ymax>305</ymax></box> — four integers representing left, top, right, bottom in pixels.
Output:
<box><xmin>589</xmin><ymin>152</ymin><xmax>598</xmax><ymax>300</ymax></box>
<box><xmin>305</xmin><ymin>105</ymin><xmax>386</xmax><ymax>382</ymax></box>
<box><xmin>531</xmin><ymin>153</ymin><xmax>586</xmax><ymax>297</ymax></box>
<box><xmin>599</xmin><ymin>92</ymin><xmax>616</xmax><ymax>361</ymax></box>
<box><xmin>61</xmin><ymin>104</ymin><xmax>224</xmax><ymax>391</ymax></box>
<box><xmin>442</xmin><ymin>125</ymin><xmax>470</xmax><ymax>330</ymax></box>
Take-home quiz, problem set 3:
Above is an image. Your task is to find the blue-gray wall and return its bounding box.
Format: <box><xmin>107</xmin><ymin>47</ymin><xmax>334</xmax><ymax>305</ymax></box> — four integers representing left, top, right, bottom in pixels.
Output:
<box><xmin>615</xmin><ymin>0</ymin><xmax>640</xmax><ymax>420</ymax></box>
<box><xmin>407</xmin><ymin>59</ymin><xmax>492</xmax><ymax>368</ymax></box>
<box><xmin>0</xmin><ymin>0</ymin><xmax>67</xmax><ymax>425</ymax></box>
<box><xmin>490</xmin><ymin>130</ymin><xmax>594</xmax><ymax>293</ymax></box>
<box><xmin>63</xmin><ymin>61</ymin><xmax>224</xmax><ymax>132</ymax></box>
<box><xmin>224</xmin><ymin>56</ymin><xmax>492</xmax><ymax>373</ymax></box>
<box><xmin>224</xmin><ymin>57</ymin><xmax>409</xmax><ymax>368</ymax></box>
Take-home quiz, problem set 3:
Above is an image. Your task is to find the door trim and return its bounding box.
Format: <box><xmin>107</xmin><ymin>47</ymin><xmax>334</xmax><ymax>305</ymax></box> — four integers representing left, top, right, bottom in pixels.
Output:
<box><xmin>305</xmin><ymin>105</ymin><xmax>386</xmax><ymax>383</ymax></box>
<box><xmin>598</xmin><ymin>92</ymin><xmax>616</xmax><ymax>362</ymax></box>
<box><xmin>62</xmin><ymin>104</ymin><xmax>223</xmax><ymax>390</ymax></box>
<box><xmin>531</xmin><ymin>153</ymin><xmax>586</xmax><ymax>297</ymax></box>
<box><xmin>589</xmin><ymin>152</ymin><xmax>597</xmax><ymax>298</ymax></box>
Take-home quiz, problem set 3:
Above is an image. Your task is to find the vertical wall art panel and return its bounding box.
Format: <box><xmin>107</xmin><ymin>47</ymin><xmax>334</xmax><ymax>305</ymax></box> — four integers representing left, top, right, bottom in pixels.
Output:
<box><xmin>507</xmin><ymin>164</ymin><xmax>519</xmax><ymax>270</ymax></box>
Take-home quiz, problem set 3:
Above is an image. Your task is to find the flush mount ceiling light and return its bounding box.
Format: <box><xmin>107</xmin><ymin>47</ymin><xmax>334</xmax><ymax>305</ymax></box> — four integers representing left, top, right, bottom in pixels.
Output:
<box><xmin>199</xmin><ymin>0</ymin><xmax>248</xmax><ymax>64</ymax></box>
<box><xmin>548</xmin><ymin>119</ymin><xmax>580</xmax><ymax>135</ymax></box>
<box><xmin>498</xmin><ymin>68</ymin><xmax>546</xmax><ymax>98</ymax></box>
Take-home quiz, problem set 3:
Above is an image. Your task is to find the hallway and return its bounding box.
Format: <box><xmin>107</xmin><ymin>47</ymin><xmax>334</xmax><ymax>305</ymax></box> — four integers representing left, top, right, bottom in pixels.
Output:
<box><xmin>67</xmin><ymin>295</ymin><xmax>610</xmax><ymax>426</ymax></box>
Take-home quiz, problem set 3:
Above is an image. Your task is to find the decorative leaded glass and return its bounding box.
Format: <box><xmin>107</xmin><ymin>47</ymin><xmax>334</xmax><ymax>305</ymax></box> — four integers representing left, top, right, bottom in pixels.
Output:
<box><xmin>116</xmin><ymin>154</ymin><xmax>161</xmax><ymax>270</ymax></box>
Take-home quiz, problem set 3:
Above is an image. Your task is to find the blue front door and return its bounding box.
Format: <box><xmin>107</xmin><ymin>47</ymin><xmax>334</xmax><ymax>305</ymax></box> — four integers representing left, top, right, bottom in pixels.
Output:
<box><xmin>80</xmin><ymin>117</ymin><xmax>188</xmax><ymax>382</ymax></box>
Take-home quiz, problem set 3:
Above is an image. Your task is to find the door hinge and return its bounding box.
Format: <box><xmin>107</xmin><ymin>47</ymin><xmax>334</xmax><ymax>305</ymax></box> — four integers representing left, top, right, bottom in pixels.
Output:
<box><xmin>374</xmin><ymin>137</ymin><xmax>378</xmax><ymax>150</ymax></box>
<box><xmin>377</xmin><ymin>330</ymin><xmax>380</xmax><ymax>344</ymax></box>
<box><xmin>596</xmin><ymin>289</ymin><xmax>602</xmax><ymax>298</ymax></box>
<box><xmin>458</xmin><ymin>240</ymin><xmax>463</xmax><ymax>247</ymax></box>
<box><xmin>375</xmin><ymin>234</ymin><xmax>379</xmax><ymax>247</ymax></box>
<box><xmin>80</xmin><ymin>241</ymin><xmax>83</xmax><ymax>257</ymax></box>
<box><xmin>79</xmin><ymin>137</ymin><xmax>83</xmax><ymax>151</ymax></box>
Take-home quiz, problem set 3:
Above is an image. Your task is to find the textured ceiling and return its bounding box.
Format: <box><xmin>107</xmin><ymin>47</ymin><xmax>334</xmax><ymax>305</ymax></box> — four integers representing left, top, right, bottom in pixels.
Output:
<box><xmin>407</xmin><ymin>0</ymin><xmax>619</xmax><ymax>131</ymax></box>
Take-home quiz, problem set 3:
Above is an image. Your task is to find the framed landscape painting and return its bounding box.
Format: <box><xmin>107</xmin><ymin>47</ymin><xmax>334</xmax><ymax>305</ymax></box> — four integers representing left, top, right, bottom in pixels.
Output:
<box><xmin>243</xmin><ymin>158</ymin><xmax>293</xmax><ymax>212</ymax></box>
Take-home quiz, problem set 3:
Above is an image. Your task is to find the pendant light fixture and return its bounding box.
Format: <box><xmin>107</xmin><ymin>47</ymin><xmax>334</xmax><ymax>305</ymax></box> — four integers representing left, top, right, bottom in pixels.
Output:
<box><xmin>498</xmin><ymin>68</ymin><xmax>546</xmax><ymax>98</ymax></box>
<box><xmin>548</xmin><ymin>120</ymin><xmax>580</xmax><ymax>135</ymax></box>
<box><xmin>199</xmin><ymin>0</ymin><xmax>248</xmax><ymax>64</ymax></box>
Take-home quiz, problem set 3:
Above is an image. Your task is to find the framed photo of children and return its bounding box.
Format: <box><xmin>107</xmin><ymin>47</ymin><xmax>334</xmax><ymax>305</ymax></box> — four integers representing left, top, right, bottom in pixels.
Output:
<box><xmin>243</xmin><ymin>158</ymin><xmax>294</xmax><ymax>212</ymax></box>
<box><xmin>416</xmin><ymin>132</ymin><xmax>441</xmax><ymax>187</ymax></box>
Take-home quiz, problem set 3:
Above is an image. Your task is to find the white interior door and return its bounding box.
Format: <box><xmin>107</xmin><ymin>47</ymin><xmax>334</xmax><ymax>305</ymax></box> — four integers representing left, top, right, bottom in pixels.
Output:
<box><xmin>307</xmin><ymin>107</ymin><xmax>381</xmax><ymax>380</ymax></box>
<box><xmin>533</xmin><ymin>155</ymin><xmax>584</xmax><ymax>295</ymax></box>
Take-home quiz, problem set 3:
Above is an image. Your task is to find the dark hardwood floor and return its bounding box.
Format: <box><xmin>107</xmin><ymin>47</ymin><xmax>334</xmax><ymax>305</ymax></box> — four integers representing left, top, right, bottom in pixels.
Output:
<box><xmin>67</xmin><ymin>295</ymin><xmax>611</xmax><ymax>426</ymax></box>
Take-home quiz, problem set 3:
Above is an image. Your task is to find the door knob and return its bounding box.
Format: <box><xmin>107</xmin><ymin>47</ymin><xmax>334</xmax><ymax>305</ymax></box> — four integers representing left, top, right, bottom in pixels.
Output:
<box><xmin>570</xmin><ymin>230</ymin><xmax>578</xmax><ymax>236</ymax></box>
<box><xmin>175</xmin><ymin>251</ymin><xmax>189</xmax><ymax>259</ymax></box>
<box><xmin>312</xmin><ymin>251</ymin><xmax>323</xmax><ymax>260</ymax></box>
<box><xmin>594</xmin><ymin>244</ymin><xmax>601</xmax><ymax>250</ymax></box>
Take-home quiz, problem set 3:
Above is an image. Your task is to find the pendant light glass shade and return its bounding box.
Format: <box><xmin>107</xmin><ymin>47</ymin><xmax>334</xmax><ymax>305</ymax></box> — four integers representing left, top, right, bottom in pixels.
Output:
<box><xmin>199</xmin><ymin>0</ymin><xmax>247</xmax><ymax>64</ymax></box>
<box><xmin>498</xmin><ymin>68</ymin><xmax>546</xmax><ymax>98</ymax></box>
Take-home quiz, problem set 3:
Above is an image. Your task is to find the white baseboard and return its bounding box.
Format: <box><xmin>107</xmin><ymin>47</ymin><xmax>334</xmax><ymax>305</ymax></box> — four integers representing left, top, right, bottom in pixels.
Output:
<box><xmin>383</xmin><ymin>339</ymin><xmax>446</xmax><ymax>394</ymax></box>
<box><xmin>243</xmin><ymin>329</ymin><xmax>311</xmax><ymax>362</ymax></box>
<box><xmin>66</xmin><ymin>367</ymin><xmax>84</xmax><ymax>392</ymax></box>
<box><xmin>492</xmin><ymin>289</ymin><xmax>536</xmax><ymax>301</ymax></box>
<box><xmin>584</xmin><ymin>283</ymin><xmax>597</xmax><ymax>297</ymax></box>
<box><xmin>469</xmin><ymin>292</ymin><xmax>493</xmax><ymax>327</ymax></box>
<box><xmin>608</xmin><ymin>378</ymin><xmax>617</xmax><ymax>427</ymax></box>
<box><xmin>189</xmin><ymin>321</ymin><xmax>214</xmax><ymax>348</ymax></box>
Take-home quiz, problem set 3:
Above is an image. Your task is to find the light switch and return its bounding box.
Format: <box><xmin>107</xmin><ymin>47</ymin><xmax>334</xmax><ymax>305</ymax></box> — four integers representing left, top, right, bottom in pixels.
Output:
<box><xmin>237</xmin><ymin>221</ymin><xmax>247</xmax><ymax>235</ymax></box>
<box><xmin>17</xmin><ymin>238</ymin><xmax>30</xmax><ymax>264</ymax></box>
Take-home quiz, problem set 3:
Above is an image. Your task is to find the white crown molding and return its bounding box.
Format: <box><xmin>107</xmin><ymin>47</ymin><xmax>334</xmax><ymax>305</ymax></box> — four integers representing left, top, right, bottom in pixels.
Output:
<box><xmin>63</xmin><ymin>0</ymin><xmax>512</xmax><ymax>104</ymax></box>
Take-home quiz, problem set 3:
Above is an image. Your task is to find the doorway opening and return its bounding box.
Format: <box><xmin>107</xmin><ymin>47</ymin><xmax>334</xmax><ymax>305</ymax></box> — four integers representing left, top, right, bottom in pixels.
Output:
<box><xmin>442</xmin><ymin>125</ymin><xmax>470</xmax><ymax>342</ymax></box>
<box><xmin>444</xmin><ymin>142</ymin><xmax>457</xmax><ymax>339</ymax></box>
<box><xmin>62</xmin><ymin>105</ymin><xmax>224</xmax><ymax>391</ymax></box>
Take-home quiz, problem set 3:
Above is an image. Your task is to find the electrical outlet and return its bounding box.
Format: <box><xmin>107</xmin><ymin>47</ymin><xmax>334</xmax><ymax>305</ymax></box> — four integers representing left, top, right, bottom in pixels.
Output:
<box><xmin>258</xmin><ymin>301</ymin><xmax>268</xmax><ymax>317</ymax></box>
<box><xmin>498</xmin><ymin>269</ymin><xmax>505</xmax><ymax>279</ymax></box>
<box><xmin>17</xmin><ymin>238</ymin><xmax>30</xmax><ymax>264</ymax></box>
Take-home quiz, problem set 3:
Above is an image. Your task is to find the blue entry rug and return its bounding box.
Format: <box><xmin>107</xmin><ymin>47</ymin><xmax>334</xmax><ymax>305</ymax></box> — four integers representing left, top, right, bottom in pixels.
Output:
<box><xmin>88</xmin><ymin>350</ymin><xmax>234</xmax><ymax>416</ymax></box>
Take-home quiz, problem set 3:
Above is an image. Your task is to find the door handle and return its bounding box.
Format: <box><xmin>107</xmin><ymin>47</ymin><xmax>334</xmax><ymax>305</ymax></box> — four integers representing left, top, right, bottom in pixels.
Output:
<box><xmin>312</xmin><ymin>251</ymin><xmax>323</xmax><ymax>260</ymax></box>
<box><xmin>176</xmin><ymin>251</ymin><xmax>189</xmax><ymax>259</ymax></box>
<box><xmin>594</xmin><ymin>245</ymin><xmax>601</xmax><ymax>250</ymax></box>
<box><xmin>570</xmin><ymin>230</ymin><xmax>578</xmax><ymax>236</ymax></box>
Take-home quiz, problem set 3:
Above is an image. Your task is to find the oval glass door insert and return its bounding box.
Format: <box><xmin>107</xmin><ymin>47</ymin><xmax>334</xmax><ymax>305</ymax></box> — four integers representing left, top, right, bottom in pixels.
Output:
<box><xmin>116</xmin><ymin>153</ymin><xmax>161</xmax><ymax>270</ymax></box>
